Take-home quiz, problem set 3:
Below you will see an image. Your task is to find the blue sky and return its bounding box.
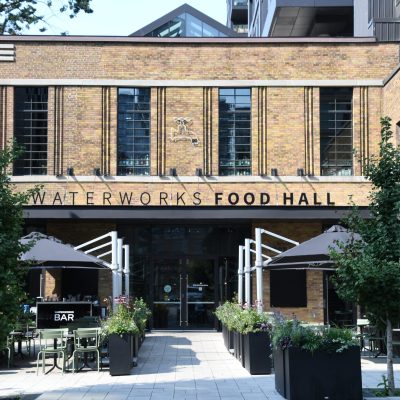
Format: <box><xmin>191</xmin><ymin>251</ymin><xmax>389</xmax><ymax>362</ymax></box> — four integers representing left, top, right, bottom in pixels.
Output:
<box><xmin>23</xmin><ymin>0</ymin><xmax>227</xmax><ymax>36</ymax></box>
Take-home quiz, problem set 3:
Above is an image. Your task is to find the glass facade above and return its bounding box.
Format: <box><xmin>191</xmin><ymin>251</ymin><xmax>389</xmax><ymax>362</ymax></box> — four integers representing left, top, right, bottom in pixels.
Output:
<box><xmin>145</xmin><ymin>12</ymin><xmax>227</xmax><ymax>37</ymax></box>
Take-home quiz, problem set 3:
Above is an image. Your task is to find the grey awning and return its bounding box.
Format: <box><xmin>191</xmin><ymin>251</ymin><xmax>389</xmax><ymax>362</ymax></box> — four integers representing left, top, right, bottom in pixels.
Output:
<box><xmin>267</xmin><ymin>225</ymin><xmax>361</xmax><ymax>271</ymax></box>
<box><xmin>20</xmin><ymin>232</ymin><xmax>108</xmax><ymax>269</ymax></box>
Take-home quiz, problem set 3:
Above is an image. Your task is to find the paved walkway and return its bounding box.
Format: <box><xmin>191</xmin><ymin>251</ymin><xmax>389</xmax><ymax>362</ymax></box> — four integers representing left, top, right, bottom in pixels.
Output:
<box><xmin>1</xmin><ymin>331</ymin><xmax>400</xmax><ymax>400</ymax></box>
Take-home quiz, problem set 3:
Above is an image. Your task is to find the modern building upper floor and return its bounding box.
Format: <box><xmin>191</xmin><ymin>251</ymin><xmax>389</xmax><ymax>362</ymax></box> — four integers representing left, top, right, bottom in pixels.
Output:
<box><xmin>235</xmin><ymin>0</ymin><xmax>400</xmax><ymax>41</ymax></box>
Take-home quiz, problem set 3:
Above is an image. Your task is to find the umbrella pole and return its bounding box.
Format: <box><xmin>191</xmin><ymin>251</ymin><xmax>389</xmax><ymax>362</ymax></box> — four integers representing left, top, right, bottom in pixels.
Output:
<box><xmin>40</xmin><ymin>268</ymin><xmax>45</xmax><ymax>299</ymax></box>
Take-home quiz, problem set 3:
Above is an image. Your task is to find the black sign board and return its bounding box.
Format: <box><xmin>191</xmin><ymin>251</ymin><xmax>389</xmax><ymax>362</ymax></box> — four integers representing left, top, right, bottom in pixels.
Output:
<box><xmin>36</xmin><ymin>302</ymin><xmax>92</xmax><ymax>329</ymax></box>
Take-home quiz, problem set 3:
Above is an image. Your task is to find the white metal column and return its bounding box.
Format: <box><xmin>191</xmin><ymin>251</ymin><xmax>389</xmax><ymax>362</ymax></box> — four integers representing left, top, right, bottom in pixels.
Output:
<box><xmin>117</xmin><ymin>238</ymin><xmax>123</xmax><ymax>298</ymax></box>
<box><xmin>123</xmin><ymin>244</ymin><xmax>130</xmax><ymax>298</ymax></box>
<box><xmin>255</xmin><ymin>228</ymin><xmax>263</xmax><ymax>313</ymax></box>
<box><xmin>244</xmin><ymin>238</ymin><xmax>251</xmax><ymax>306</ymax></box>
<box><xmin>111</xmin><ymin>231</ymin><xmax>119</xmax><ymax>308</ymax></box>
<box><xmin>238</xmin><ymin>245</ymin><xmax>244</xmax><ymax>305</ymax></box>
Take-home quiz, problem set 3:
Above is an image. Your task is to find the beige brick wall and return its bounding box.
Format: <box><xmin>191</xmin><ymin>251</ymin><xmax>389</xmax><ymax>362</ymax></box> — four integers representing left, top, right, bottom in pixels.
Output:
<box><xmin>17</xmin><ymin>180</ymin><xmax>371</xmax><ymax>207</ymax></box>
<box><xmin>2</xmin><ymin>40</ymin><xmax>398</xmax><ymax>182</ymax></box>
<box><xmin>165</xmin><ymin>88</ymin><xmax>204</xmax><ymax>175</ymax></box>
<box><xmin>251</xmin><ymin>221</ymin><xmax>324</xmax><ymax>323</ymax></box>
<box><xmin>62</xmin><ymin>87</ymin><xmax>103</xmax><ymax>175</ymax></box>
<box><xmin>383</xmin><ymin>70</ymin><xmax>400</xmax><ymax>147</ymax></box>
<box><xmin>0</xmin><ymin>42</ymin><xmax>398</xmax><ymax>81</ymax></box>
<box><xmin>266</xmin><ymin>87</ymin><xmax>305</xmax><ymax>176</ymax></box>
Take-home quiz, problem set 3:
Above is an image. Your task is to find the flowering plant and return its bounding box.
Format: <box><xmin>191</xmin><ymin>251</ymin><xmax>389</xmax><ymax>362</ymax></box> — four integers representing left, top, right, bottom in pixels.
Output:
<box><xmin>102</xmin><ymin>304</ymin><xmax>139</xmax><ymax>336</ymax></box>
<box><xmin>215</xmin><ymin>301</ymin><xmax>273</xmax><ymax>334</ymax></box>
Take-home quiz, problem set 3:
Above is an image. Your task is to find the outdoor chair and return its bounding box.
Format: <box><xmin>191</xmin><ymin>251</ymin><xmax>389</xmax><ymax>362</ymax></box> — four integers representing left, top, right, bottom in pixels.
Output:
<box><xmin>3</xmin><ymin>336</ymin><xmax>14</xmax><ymax>368</ymax></box>
<box><xmin>36</xmin><ymin>329</ymin><xmax>68</xmax><ymax>375</ymax></box>
<box><xmin>72</xmin><ymin>328</ymin><xmax>101</xmax><ymax>373</ymax></box>
<box><xmin>363</xmin><ymin>325</ymin><xmax>386</xmax><ymax>357</ymax></box>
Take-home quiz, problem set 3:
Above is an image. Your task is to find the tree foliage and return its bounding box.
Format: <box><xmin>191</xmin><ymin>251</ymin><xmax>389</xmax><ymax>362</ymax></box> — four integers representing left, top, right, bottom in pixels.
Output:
<box><xmin>330</xmin><ymin>117</ymin><xmax>400</xmax><ymax>394</ymax></box>
<box><xmin>0</xmin><ymin>146</ymin><xmax>38</xmax><ymax>350</ymax></box>
<box><xmin>0</xmin><ymin>0</ymin><xmax>93</xmax><ymax>35</ymax></box>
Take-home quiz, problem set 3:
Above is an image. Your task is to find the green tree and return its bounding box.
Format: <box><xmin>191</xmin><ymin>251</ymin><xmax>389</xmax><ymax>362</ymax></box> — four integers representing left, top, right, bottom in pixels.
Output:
<box><xmin>0</xmin><ymin>0</ymin><xmax>93</xmax><ymax>35</ymax></box>
<box><xmin>331</xmin><ymin>117</ymin><xmax>400</xmax><ymax>396</ymax></box>
<box><xmin>0</xmin><ymin>146</ymin><xmax>38</xmax><ymax>350</ymax></box>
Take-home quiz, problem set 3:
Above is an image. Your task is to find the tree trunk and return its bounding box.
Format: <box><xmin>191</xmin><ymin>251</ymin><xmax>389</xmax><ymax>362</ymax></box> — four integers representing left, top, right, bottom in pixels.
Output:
<box><xmin>386</xmin><ymin>317</ymin><xmax>395</xmax><ymax>396</ymax></box>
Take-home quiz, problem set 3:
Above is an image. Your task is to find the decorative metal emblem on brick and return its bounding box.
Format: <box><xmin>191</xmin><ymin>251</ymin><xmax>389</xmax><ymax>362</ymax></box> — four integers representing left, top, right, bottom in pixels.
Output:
<box><xmin>170</xmin><ymin>117</ymin><xmax>199</xmax><ymax>146</ymax></box>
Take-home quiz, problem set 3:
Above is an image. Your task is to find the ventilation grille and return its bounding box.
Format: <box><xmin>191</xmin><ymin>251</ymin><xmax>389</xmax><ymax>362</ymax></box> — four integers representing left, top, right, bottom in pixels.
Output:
<box><xmin>0</xmin><ymin>44</ymin><xmax>15</xmax><ymax>62</ymax></box>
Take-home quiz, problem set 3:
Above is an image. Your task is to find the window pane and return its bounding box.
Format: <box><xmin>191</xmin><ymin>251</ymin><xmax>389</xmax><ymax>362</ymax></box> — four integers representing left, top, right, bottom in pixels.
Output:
<box><xmin>219</xmin><ymin>88</ymin><xmax>251</xmax><ymax>176</ymax></box>
<box><xmin>117</xmin><ymin>88</ymin><xmax>151</xmax><ymax>176</ymax></box>
<box><xmin>320</xmin><ymin>88</ymin><xmax>353</xmax><ymax>176</ymax></box>
<box><xmin>13</xmin><ymin>87</ymin><xmax>48</xmax><ymax>176</ymax></box>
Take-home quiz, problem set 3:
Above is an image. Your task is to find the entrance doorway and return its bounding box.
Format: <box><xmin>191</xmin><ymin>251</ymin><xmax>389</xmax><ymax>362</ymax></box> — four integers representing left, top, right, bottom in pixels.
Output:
<box><xmin>152</xmin><ymin>258</ymin><xmax>216</xmax><ymax>329</ymax></box>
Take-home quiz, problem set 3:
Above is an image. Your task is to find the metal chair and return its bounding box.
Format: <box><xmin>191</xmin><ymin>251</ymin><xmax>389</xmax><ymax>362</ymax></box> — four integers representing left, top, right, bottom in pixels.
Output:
<box><xmin>36</xmin><ymin>329</ymin><xmax>68</xmax><ymax>375</ymax></box>
<box><xmin>72</xmin><ymin>328</ymin><xmax>100</xmax><ymax>373</ymax></box>
<box><xmin>4</xmin><ymin>336</ymin><xmax>14</xmax><ymax>368</ymax></box>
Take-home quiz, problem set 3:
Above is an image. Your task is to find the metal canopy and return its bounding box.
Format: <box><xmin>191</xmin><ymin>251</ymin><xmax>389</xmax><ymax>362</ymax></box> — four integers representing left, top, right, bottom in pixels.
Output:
<box><xmin>266</xmin><ymin>225</ymin><xmax>360</xmax><ymax>271</ymax></box>
<box><xmin>20</xmin><ymin>232</ymin><xmax>108</xmax><ymax>269</ymax></box>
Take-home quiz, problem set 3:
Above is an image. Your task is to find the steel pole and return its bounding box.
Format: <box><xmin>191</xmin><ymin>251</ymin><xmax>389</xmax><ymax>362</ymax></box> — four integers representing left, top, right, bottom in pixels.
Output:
<box><xmin>111</xmin><ymin>231</ymin><xmax>118</xmax><ymax>310</ymax></box>
<box><xmin>123</xmin><ymin>244</ymin><xmax>130</xmax><ymax>298</ymax></box>
<box><xmin>255</xmin><ymin>228</ymin><xmax>263</xmax><ymax>313</ymax></box>
<box><xmin>117</xmin><ymin>238</ymin><xmax>123</xmax><ymax>298</ymax></box>
<box><xmin>244</xmin><ymin>238</ymin><xmax>251</xmax><ymax>306</ymax></box>
<box><xmin>238</xmin><ymin>245</ymin><xmax>244</xmax><ymax>305</ymax></box>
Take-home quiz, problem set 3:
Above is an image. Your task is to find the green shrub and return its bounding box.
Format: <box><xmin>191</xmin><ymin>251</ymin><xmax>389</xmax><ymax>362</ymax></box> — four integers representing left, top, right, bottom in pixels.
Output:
<box><xmin>215</xmin><ymin>301</ymin><xmax>272</xmax><ymax>334</ymax></box>
<box><xmin>130</xmin><ymin>298</ymin><xmax>151</xmax><ymax>334</ymax></box>
<box><xmin>271</xmin><ymin>315</ymin><xmax>358</xmax><ymax>354</ymax></box>
<box><xmin>102</xmin><ymin>304</ymin><xmax>139</xmax><ymax>336</ymax></box>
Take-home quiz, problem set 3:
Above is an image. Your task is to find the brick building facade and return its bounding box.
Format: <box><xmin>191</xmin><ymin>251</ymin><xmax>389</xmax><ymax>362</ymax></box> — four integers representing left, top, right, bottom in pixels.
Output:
<box><xmin>1</xmin><ymin>36</ymin><xmax>400</xmax><ymax>328</ymax></box>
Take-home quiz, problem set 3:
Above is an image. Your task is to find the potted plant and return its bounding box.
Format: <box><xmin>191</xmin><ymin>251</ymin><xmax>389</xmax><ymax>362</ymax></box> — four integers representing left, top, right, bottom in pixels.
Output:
<box><xmin>215</xmin><ymin>301</ymin><xmax>239</xmax><ymax>352</ymax></box>
<box><xmin>272</xmin><ymin>316</ymin><xmax>362</xmax><ymax>400</ymax></box>
<box><xmin>215</xmin><ymin>301</ymin><xmax>272</xmax><ymax>375</ymax></box>
<box><xmin>103</xmin><ymin>304</ymin><xmax>139</xmax><ymax>376</ymax></box>
<box><xmin>238</xmin><ymin>306</ymin><xmax>272</xmax><ymax>375</ymax></box>
<box><xmin>130</xmin><ymin>298</ymin><xmax>151</xmax><ymax>356</ymax></box>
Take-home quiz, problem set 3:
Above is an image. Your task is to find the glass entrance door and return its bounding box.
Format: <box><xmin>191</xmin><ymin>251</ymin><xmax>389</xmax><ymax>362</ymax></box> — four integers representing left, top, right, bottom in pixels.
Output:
<box><xmin>152</xmin><ymin>258</ymin><xmax>216</xmax><ymax>329</ymax></box>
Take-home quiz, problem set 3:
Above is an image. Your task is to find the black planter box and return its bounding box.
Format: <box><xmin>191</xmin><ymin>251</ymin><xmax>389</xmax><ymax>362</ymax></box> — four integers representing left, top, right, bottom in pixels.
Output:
<box><xmin>109</xmin><ymin>333</ymin><xmax>133</xmax><ymax>376</ymax></box>
<box><xmin>274</xmin><ymin>346</ymin><xmax>362</xmax><ymax>400</ymax></box>
<box><xmin>221</xmin><ymin>325</ymin><xmax>234</xmax><ymax>351</ymax></box>
<box><xmin>222</xmin><ymin>324</ymin><xmax>229</xmax><ymax>350</ymax></box>
<box><xmin>233</xmin><ymin>331</ymin><xmax>245</xmax><ymax>366</ymax></box>
<box><xmin>273</xmin><ymin>348</ymin><xmax>285</xmax><ymax>396</ymax></box>
<box><xmin>243</xmin><ymin>332</ymin><xmax>272</xmax><ymax>375</ymax></box>
<box><xmin>228</xmin><ymin>329</ymin><xmax>234</xmax><ymax>351</ymax></box>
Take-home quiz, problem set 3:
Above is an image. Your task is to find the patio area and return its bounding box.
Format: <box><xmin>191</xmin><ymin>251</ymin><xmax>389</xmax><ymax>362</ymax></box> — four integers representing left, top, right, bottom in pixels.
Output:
<box><xmin>1</xmin><ymin>331</ymin><xmax>400</xmax><ymax>400</ymax></box>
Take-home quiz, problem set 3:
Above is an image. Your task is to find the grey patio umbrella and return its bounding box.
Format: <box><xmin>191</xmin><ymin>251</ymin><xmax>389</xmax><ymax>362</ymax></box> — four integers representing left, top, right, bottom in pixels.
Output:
<box><xmin>266</xmin><ymin>225</ymin><xmax>361</xmax><ymax>271</ymax></box>
<box><xmin>20</xmin><ymin>232</ymin><xmax>108</xmax><ymax>269</ymax></box>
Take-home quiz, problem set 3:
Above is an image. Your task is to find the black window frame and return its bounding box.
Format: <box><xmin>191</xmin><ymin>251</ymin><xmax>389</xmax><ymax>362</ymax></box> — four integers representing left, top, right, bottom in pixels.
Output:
<box><xmin>320</xmin><ymin>87</ymin><xmax>353</xmax><ymax>177</ymax></box>
<box><xmin>13</xmin><ymin>87</ymin><xmax>48</xmax><ymax>176</ymax></box>
<box><xmin>117</xmin><ymin>88</ymin><xmax>151</xmax><ymax>176</ymax></box>
<box><xmin>218</xmin><ymin>88</ymin><xmax>252</xmax><ymax>176</ymax></box>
